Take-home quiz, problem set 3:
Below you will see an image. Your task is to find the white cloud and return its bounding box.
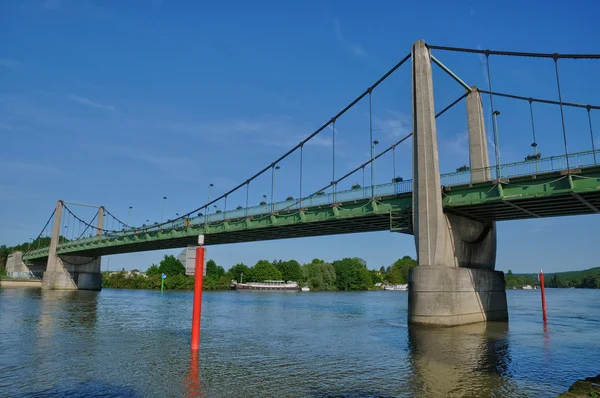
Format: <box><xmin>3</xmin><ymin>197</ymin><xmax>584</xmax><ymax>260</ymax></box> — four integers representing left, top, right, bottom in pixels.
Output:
<box><xmin>69</xmin><ymin>95</ymin><xmax>116</xmax><ymax>111</ymax></box>
<box><xmin>0</xmin><ymin>58</ymin><xmax>20</xmax><ymax>70</ymax></box>
<box><xmin>334</xmin><ymin>18</ymin><xmax>367</xmax><ymax>58</ymax></box>
<box><xmin>441</xmin><ymin>132</ymin><xmax>469</xmax><ymax>158</ymax></box>
<box><xmin>476</xmin><ymin>44</ymin><xmax>489</xmax><ymax>85</ymax></box>
<box><xmin>372</xmin><ymin>109</ymin><xmax>412</xmax><ymax>138</ymax></box>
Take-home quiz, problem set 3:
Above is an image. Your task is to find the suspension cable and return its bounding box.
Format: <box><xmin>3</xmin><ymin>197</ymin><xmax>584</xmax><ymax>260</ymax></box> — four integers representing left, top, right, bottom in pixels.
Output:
<box><xmin>77</xmin><ymin>211</ymin><xmax>98</xmax><ymax>240</ymax></box>
<box><xmin>554</xmin><ymin>56</ymin><xmax>570</xmax><ymax>170</ymax></box>
<box><xmin>486</xmin><ymin>54</ymin><xmax>501</xmax><ymax>179</ymax></box>
<box><xmin>477</xmin><ymin>89</ymin><xmax>600</xmax><ymax>110</ymax></box>
<box><xmin>588</xmin><ymin>106</ymin><xmax>597</xmax><ymax>165</ymax></box>
<box><xmin>427</xmin><ymin>45</ymin><xmax>600</xmax><ymax>60</ymax></box>
<box><xmin>103</xmin><ymin>207</ymin><xmax>131</xmax><ymax>229</ymax></box>
<box><xmin>23</xmin><ymin>209</ymin><xmax>56</xmax><ymax>254</ymax></box>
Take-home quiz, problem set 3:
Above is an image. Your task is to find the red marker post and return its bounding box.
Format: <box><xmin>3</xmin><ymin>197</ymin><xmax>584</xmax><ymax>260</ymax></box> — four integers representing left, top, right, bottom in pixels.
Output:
<box><xmin>191</xmin><ymin>235</ymin><xmax>205</xmax><ymax>351</ymax></box>
<box><xmin>539</xmin><ymin>268</ymin><xmax>547</xmax><ymax>323</ymax></box>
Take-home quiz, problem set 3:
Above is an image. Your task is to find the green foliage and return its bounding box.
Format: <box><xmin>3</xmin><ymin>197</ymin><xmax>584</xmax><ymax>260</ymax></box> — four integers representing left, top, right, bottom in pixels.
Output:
<box><xmin>247</xmin><ymin>260</ymin><xmax>282</xmax><ymax>282</ymax></box>
<box><xmin>386</xmin><ymin>256</ymin><xmax>418</xmax><ymax>284</ymax></box>
<box><xmin>370</xmin><ymin>269</ymin><xmax>383</xmax><ymax>284</ymax></box>
<box><xmin>206</xmin><ymin>259</ymin><xmax>225</xmax><ymax>279</ymax></box>
<box><xmin>228</xmin><ymin>263</ymin><xmax>250</xmax><ymax>282</ymax></box>
<box><xmin>146</xmin><ymin>264</ymin><xmax>160</xmax><ymax>277</ymax></box>
<box><xmin>505</xmin><ymin>269</ymin><xmax>538</xmax><ymax>289</ymax></box>
<box><xmin>0</xmin><ymin>245</ymin><xmax>9</xmax><ymax>270</ymax></box>
<box><xmin>302</xmin><ymin>261</ymin><xmax>336</xmax><ymax>291</ymax></box>
<box><xmin>543</xmin><ymin>267</ymin><xmax>600</xmax><ymax>289</ymax></box>
<box><xmin>332</xmin><ymin>257</ymin><xmax>372</xmax><ymax>291</ymax></box>
<box><xmin>158</xmin><ymin>255</ymin><xmax>185</xmax><ymax>277</ymax></box>
<box><xmin>164</xmin><ymin>274</ymin><xmax>194</xmax><ymax>289</ymax></box>
<box><xmin>203</xmin><ymin>259</ymin><xmax>229</xmax><ymax>290</ymax></box>
<box><xmin>273</xmin><ymin>259</ymin><xmax>302</xmax><ymax>282</ymax></box>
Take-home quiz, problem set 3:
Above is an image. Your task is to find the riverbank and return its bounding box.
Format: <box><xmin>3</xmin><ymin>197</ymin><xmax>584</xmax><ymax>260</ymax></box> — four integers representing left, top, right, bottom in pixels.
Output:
<box><xmin>0</xmin><ymin>278</ymin><xmax>42</xmax><ymax>288</ymax></box>
<box><xmin>559</xmin><ymin>374</ymin><xmax>600</xmax><ymax>397</ymax></box>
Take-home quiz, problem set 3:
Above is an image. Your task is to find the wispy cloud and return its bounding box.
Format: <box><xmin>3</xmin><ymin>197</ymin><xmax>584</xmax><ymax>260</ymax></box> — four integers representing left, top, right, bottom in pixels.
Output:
<box><xmin>0</xmin><ymin>58</ymin><xmax>20</xmax><ymax>70</ymax></box>
<box><xmin>108</xmin><ymin>146</ymin><xmax>200</xmax><ymax>182</ymax></box>
<box><xmin>43</xmin><ymin>0</ymin><xmax>65</xmax><ymax>10</ymax></box>
<box><xmin>333</xmin><ymin>18</ymin><xmax>367</xmax><ymax>58</ymax></box>
<box><xmin>372</xmin><ymin>109</ymin><xmax>412</xmax><ymax>138</ymax></box>
<box><xmin>0</xmin><ymin>160</ymin><xmax>69</xmax><ymax>177</ymax></box>
<box><xmin>69</xmin><ymin>95</ymin><xmax>116</xmax><ymax>111</ymax></box>
<box><xmin>441</xmin><ymin>132</ymin><xmax>469</xmax><ymax>158</ymax></box>
<box><xmin>476</xmin><ymin>44</ymin><xmax>489</xmax><ymax>85</ymax></box>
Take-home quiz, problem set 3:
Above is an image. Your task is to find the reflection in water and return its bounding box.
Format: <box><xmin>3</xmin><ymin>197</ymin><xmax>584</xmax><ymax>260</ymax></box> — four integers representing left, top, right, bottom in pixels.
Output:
<box><xmin>183</xmin><ymin>350</ymin><xmax>202</xmax><ymax>397</ymax></box>
<box><xmin>408</xmin><ymin>322</ymin><xmax>517</xmax><ymax>397</ymax></box>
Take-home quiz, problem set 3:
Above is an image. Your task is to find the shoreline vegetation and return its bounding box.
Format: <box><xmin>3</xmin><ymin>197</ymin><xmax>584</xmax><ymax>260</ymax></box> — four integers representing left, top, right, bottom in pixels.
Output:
<box><xmin>98</xmin><ymin>255</ymin><xmax>600</xmax><ymax>292</ymax></box>
<box><xmin>1</xmin><ymin>242</ymin><xmax>599</xmax><ymax>291</ymax></box>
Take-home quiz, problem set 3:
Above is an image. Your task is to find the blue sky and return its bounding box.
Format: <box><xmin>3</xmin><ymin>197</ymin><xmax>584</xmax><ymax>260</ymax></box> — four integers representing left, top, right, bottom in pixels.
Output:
<box><xmin>1</xmin><ymin>0</ymin><xmax>598</xmax><ymax>273</ymax></box>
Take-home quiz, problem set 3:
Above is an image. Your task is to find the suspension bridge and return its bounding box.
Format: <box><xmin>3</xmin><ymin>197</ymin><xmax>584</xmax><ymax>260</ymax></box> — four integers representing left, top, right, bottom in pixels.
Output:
<box><xmin>8</xmin><ymin>40</ymin><xmax>600</xmax><ymax>326</ymax></box>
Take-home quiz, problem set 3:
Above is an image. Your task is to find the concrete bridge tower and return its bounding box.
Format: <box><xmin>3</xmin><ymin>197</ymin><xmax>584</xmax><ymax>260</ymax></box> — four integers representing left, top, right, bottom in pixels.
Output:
<box><xmin>41</xmin><ymin>200</ymin><xmax>103</xmax><ymax>290</ymax></box>
<box><xmin>408</xmin><ymin>40</ymin><xmax>508</xmax><ymax>325</ymax></box>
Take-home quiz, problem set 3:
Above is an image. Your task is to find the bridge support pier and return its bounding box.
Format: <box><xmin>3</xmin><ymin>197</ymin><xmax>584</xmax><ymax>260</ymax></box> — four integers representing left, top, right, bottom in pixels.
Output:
<box><xmin>41</xmin><ymin>200</ymin><xmax>103</xmax><ymax>291</ymax></box>
<box><xmin>409</xmin><ymin>40</ymin><xmax>507</xmax><ymax>326</ymax></box>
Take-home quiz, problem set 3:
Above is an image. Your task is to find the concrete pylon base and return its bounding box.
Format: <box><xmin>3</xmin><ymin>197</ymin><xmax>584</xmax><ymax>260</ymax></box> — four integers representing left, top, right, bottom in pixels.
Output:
<box><xmin>41</xmin><ymin>255</ymin><xmax>102</xmax><ymax>291</ymax></box>
<box><xmin>408</xmin><ymin>266</ymin><xmax>508</xmax><ymax>326</ymax></box>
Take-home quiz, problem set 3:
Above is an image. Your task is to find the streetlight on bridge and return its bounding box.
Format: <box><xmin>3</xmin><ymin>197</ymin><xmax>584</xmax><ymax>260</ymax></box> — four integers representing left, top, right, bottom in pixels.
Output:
<box><xmin>272</xmin><ymin>165</ymin><xmax>280</xmax><ymax>212</ymax></box>
<box><xmin>492</xmin><ymin>110</ymin><xmax>501</xmax><ymax>179</ymax></box>
<box><xmin>205</xmin><ymin>183</ymin><xmax>214</xmax><ymax>224</ymax></box>
<box><xmin>127</xmin><ymin>206</ymin><xmax>133</xmax><ymax>226</ymax></box>
<box><xmin>161</xmin><ymin>196</ymin><xmax>168</xmax><ymax>223</ymax></box>
<box><xmin>371</xmin><ymin>140</ymin><xmax>379</xmax><ymax>197</ymax></box>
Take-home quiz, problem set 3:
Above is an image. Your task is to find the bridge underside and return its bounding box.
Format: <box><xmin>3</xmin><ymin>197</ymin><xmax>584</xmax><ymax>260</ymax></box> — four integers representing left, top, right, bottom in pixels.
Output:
<box><xmin>23</xmin><ymin>166</ymin><xmax>600</xmax><ymax>261</ymax></box>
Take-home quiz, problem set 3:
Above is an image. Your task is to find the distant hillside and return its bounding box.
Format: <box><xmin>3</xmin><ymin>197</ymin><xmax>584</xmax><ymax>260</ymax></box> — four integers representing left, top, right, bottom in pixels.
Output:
<box><xmin>513</xmin><ymin>267</ymin><xmax>600</xmax><ymax>289</ymax></box>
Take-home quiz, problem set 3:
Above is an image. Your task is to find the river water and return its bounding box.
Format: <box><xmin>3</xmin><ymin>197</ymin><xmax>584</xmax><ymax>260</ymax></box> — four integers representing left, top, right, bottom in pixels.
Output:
<box><xmin>0</xmin><ymin>288</ymin><xmax>598</xmax><ymax>397</ymax></box>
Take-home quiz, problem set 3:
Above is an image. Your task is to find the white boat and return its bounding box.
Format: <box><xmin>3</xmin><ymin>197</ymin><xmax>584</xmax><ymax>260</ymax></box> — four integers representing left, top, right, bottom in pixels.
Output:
<box><xmin>231</xmin><ymin>280</ymin><xmax>300</xmax><ymax>291</ymax></box>
<box><xmin>522</xmin><ymin>285</ymin><xmax>533</xmax><ymax>290</ymax></box>
<box><xmin>384</xmin><ymin>284</ymin><xmax>408</xmax><ymax>291</ymax></box>
<box><xmin>301</xmin><ymin>286</ymin><xmax>310</xmax><ymax>292</ymax></box>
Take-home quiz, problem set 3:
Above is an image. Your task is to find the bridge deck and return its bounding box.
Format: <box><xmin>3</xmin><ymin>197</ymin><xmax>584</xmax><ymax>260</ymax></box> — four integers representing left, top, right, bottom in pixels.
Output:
<box><xmin>23</xmin><ymin>151</ymin><xmax>600</xmax><ymax>261</ymax></box>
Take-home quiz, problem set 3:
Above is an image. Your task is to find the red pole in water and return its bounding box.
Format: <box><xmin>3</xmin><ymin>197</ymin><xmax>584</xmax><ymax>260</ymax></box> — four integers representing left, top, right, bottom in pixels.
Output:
<box><xmin>539</xmin><ymin>269</ymin><xmax>547</xmax><ymax>323</ymax></box>
<box><xmin>191</xmin><ymin>245</ymin><xmax>205</xmax><ymax>351</ymax></box>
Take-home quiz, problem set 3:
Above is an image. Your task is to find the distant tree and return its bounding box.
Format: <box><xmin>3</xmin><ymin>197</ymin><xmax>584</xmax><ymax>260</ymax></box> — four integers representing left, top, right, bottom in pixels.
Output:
<box><xmin>146</xmin><ymin>264</ymin><xmax>160</xmax><ymax>277</ymax></box>
<box><xmin>379</xmin><ymin>266</ymin><xmax>385</xmax><ymax>274</ymax></box>
<box><xmin>370</xmin><ymin>269</ymin><xmax>383</xmax><ymax>284</ymax></box>
<box><xmin>158</xmin><ymin>255</ymin><xmax>185</xmax><ymax>277</ymax></box>
<box><xmin>247</xmin><ymin>260</ymin><xmax>282</xmax><ymax>282</ymax></box>
<box><xmin>228</xmin><ymin>263</ymin><xmax>250</xmax><ymax>283</ymax></box>
<box><xmin>332</xmin><ymin>257</ymin><xmax>372</xmax><ymax>290</ymax></box>
<box><xmin>0</xmin><ymin>245</ymin><xmax>9</xmax><ymax>270</ymax></box>
<box><xmin>302</xmin><ymin>261</ymin><xmax>336</xmax><ymax>291</ymax></box>
<box><xmin>386</xmin><ymin>256</ymin><xmax>418</xmax><ymax>284</ymax></box>
<box><xmin>274</xmin><ymin>259</ymin><xmax>302</xmax><ymax>282</ymax></box>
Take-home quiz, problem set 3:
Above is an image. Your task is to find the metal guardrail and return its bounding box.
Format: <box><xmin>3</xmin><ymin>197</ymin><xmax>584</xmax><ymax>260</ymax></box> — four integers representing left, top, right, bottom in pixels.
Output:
<box><xmin>25</xmin><ymin>149</ymin><xmax>599</xmax><ymax>257</ymax></box>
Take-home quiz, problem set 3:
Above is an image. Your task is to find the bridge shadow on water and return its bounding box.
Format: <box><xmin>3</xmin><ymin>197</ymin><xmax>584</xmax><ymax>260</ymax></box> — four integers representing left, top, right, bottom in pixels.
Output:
<box><xmin>302</xmin><ymin>322</ymin><xmax>516</xmax><ymax>398</ymax></box>
<box><xmin>406</xmin><ymin>322</ymin><xmax>518</xmax><ymax>398</ymax></box>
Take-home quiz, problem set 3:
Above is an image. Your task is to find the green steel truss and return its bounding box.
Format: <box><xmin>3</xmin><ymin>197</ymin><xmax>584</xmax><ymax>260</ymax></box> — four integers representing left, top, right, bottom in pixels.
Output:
<box><xmin>23</xmin><ymin>159</ymin><xmax>600</xmax><ymax>261</ymax></box>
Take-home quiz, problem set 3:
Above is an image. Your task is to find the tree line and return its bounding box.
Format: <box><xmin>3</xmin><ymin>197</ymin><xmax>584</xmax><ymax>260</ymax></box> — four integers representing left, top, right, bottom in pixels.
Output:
<box><xmin>102</xmin><ymin>254</ymin><xmax>420</xmax><ymax>291</ymax></box>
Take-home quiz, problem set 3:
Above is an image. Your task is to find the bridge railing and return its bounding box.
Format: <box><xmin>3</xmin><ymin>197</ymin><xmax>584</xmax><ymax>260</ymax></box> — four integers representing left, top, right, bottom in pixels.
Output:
<box><xmin>440</xmin><ymin>148</ymin><xmax>599</xmax><ymax>186</ymax></box>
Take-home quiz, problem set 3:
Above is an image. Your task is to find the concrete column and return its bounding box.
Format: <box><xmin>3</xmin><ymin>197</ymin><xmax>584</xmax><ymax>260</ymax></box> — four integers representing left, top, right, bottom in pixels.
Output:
<box><xmin>46</xmin><ymin>200</ymin><xmax>64</xmax><ymax>273</ymax></box>
<box><xmin>97</xmin><ymin>206</ymin><xmax>105</xmax><ymax>236</ymax></box>
<box><xmin>409</xmin><ymin>41</ymin><xmax>507</xmax><ymax>326</ymax></box>
<box><xmin>467</xmin><ymin>86</ymin><xmax>491</xmax><ymax>183</ymax></box>
<box><xmin>42</xmin><ymin>200</ymin><xmax>102</xmax><ymax>290</ymax></box>
<box><xmin>411</xmin><ymin>40</ymin><xmax>454</xmax><ymax>268</ymax></box>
